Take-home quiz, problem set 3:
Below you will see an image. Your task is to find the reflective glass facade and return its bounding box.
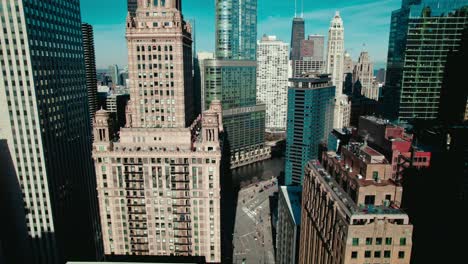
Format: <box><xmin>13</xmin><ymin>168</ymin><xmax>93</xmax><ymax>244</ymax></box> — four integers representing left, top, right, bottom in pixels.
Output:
<box><xmin>285</xmin><ymin>75</ymin><xmax>335</xmax><ymax>185</ymax></box>
<box><xmin>384</xmin><ymin>0</ymin><xmax>468</xmax><ymax>123</ymax></box>
<box><xmin>215</xmin><ymin>0</ymin><xmax>257</xmax><ymax>60</ymax></box>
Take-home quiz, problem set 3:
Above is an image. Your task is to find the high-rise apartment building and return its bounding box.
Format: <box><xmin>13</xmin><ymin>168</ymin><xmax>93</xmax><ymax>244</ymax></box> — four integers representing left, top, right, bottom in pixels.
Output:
<box><xmin>384</xmin><ymin>0</ymin><xmax>468</xmax><ymax>123</ymax></box>
<box><xmin>93</xmin><ymin>1</ymin><xmax>222</xmax><ymax>262</ymax></box>
<box><xmin>290</xmin><ymin>18</ymin><xmax>305</xmax><ymax>61</ymax></box>
<box><xmin>205</xmin><ymin>0</ymin><xmax>270</xmax><ymax>168</ymax></box>
<box><xmin>82</xmin><ymin>23</ymin><xmax>99</xmax><ymax>127</ymax></box>
<box><xmin>300</xmin><ymin>34</ymin><xmax>324</xmax><ymax>61</ymax></box>
<box><xmin>285</xmin><ymin>74</ymin><xmax>335</xmax><ymax>185</ymax></box>
<box><xmin>276</xmin><ymin>186</ymin><xmax>301</xmax><ymax>264</ymax></box>
<box><xmin>299</xmin><ymin>152</ymin><xmax>413</xmax><ymax>264</ymax></box>
<box><xmin>108</xmin><ymin>64</ymin><xmax>120</xmax><ymax>87</ymax></box>
<box><xmin>0</xmin><ymin>0</ymin><xmax>103</xmax><ymax>263</ymax></box>
<box><xmin>326</xmin><ymin>11</ymin><xmax>351</xmax><ymax>129</ymax></box>
<box><xmin>353</xmin><ymin>51</ymin><xmax>378</xmax><ymax>100</ymax></box>
<box><xmin>256</xmin><ymin>35</ymin><xmax>289</xmax><ymax>132</ymax></box>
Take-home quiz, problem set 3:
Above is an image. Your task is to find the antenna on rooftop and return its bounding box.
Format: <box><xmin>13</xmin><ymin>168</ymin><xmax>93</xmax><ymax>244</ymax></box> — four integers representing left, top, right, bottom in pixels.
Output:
<box><xmin>294</xmin><ymin>0</ymin><xmax>297</xmax><ymax>18</ymax></box>
<box><xmin>301</xmin><ymin>0</ymin><xmax>304</xmax><ymax>18</ymax></box>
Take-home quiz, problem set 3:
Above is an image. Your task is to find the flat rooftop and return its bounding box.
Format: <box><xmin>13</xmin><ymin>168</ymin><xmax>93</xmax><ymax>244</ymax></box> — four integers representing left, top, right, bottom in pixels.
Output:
<box><xmin>307</xmin><ymin>161</ymin><xmax>406</xmax><ymax>219</ymax></box>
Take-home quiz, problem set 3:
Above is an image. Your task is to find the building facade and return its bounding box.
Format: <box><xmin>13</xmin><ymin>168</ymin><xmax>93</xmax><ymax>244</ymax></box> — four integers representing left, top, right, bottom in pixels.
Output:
<box><xmin>384</xmin><ymin>0</ymin><xmax>468</xmax><ymax>123</ymax></box>
<box><xmin>300</xmin><ymin>34</ymin><xmax>325</xmax><ymax>61</ymax></box>
<box><xmin>108</xmin><ymin>64</ymin><xmax>120</xmax><ymax>86</ymax></box>
<box><xmin>206</xmin><ymin>0</ymin><xmax>270</xmax><ymax>168</ymax></box>
<box><xmin>326</xmin><ymin>12</ymin><xmax>351</xmax><ymax>129</ymax></box>
<box><xmin>256</xmin><ymin>35</ymin><xmax>289</xmax><ymax>132</ymax></box>
<box><xmin>128</xmin><ymin>0</ymin><xmax>138</xmax><ymax>17</ymax></box>
<box><xmin>0</xmin><ymin>0</ymin><xmax>103</xmax><ymax>263</ymax></box>
<box><xmin>276</xmin><ymin>186</ymin><xmax>301</xmax><ymax>264</ymax></box>
<box><xmin>92</xmin><ymin>1</ymin><xmax>222</xmax><ymax>262</ymax></box>
<box><xmin>82</xmin><ymin>23</ymin><xmax>98</xmax><ymax>127</ymax></box>
<box><xmin>290</xmin><ymin>17</ymin><xmax>305</xmax><ymax>61</ymax></box>
<box><xmin>299</xmin><ymin>155</ymin><xmax>413</xmax><ymax>264</ymax></box>
<box><xmin>353</xmin><ymin>51</ymin><xmax>378</xmax><ymax>100</ymax></box>
<box><xmin>285</xmin><ymin>74</ymin><xmax>335</xmax><ymax>185</ymax></box>
<box><xmin>194</xmin><ymin>52</ymin><xmax>214</xmax><ymax>117</ymax></box>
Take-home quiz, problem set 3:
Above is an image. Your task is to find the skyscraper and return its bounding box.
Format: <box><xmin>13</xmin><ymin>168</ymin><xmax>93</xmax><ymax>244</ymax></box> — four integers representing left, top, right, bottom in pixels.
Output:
<box><xmin>257</xmin><ymin>35</ymin><xmax>289</xmax><ymax>132</ymax></box>
<box><xmin>82</xmin><ymin>23</ymin><xmax>98</xmax><ymax>127</ymax></box>
<box><xmin>285</xmin><ymin>74</ymin><xmax>335</xmax><ymax>185</ymax></box>
<box><xmin>108</xmin><ymin>64</ymin><xmax>119</xmax><ymax>87</ymax></box>
<box><xmin>93</xmin><ymin>1</ymin><xmax>222</xmax><ymax>262</ymax></box>
<box><xmin>216</xmin><ymin>0</ymin><xmax>257</xmax><ymax>60</ymax></box>
<box><xmin>0</xmin><ymin>0</ymin><xmax>102</xmax><ymax>263</ymax></box>
<box><xmin>384</xmin><ymin>0</ymin><xmax>468</xmax><ymax>123</ymax></box>
<box><xmin>194</xmin><ymin>52</ymin><xmax>214</xmax><ymax>116</ymax></box>
<box><xmin>205</xmin><ymin>0</ymin><xmax>270</xmax><ymax>168</ymax></box>
<box><xmin>353</xmin><ymin>51</ymin><xmax>378</xmax><ymax>100</ymax></box>
<box><xmin>326</xmin><ymin>11</ymin><xmax>351</xmax><ymax>129</ymax></box>
<box><xmin>290</xmin><ymin>18</ymin><xmax>305</xmax><ymax>61</ymax></box>
<box><xmin>300</xmin><ymin>34</ymin><xmax>325</xmax><ymax>61</ymax></box>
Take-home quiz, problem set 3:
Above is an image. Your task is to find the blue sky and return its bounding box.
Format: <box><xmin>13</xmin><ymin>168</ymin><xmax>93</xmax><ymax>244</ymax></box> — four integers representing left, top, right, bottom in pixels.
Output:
<box><xmin>80</xmin><ymin>0</ymin><xmax>401</xmax><ymax>69</ymax></box>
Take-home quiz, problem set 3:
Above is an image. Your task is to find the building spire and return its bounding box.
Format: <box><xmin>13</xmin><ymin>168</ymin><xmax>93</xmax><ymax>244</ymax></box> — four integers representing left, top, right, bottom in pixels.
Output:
<box><xmin>294</xmin><ymin>0</ymin><xmax>297</xmax><ymax>17</ymax></box>
<box><xmin>301</xmin><ymin>0</ymin><xmax>304</xmax><ymax>18</ymax></box>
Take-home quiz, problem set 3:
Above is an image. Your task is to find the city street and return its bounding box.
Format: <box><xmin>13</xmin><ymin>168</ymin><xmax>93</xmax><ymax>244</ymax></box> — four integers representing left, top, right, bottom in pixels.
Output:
<box><xmin>233</xmin><ymin>178</ymin><xmax>278</xmax><ymax>264</ymax></box>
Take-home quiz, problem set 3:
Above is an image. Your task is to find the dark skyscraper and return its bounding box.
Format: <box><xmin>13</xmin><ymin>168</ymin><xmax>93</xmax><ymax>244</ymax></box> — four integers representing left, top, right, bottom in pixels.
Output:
<box><xmin>290</xmin><ymin>17</ymin><xmax>305</xmax><ymax>61</ymax></box>
<box><xmin>82</xmin><ymin>23</ymin><xmax>98</xmax><ymax>127</ymax></box>
<box><xmin>384</xmin><ymin>0</ymin><xmax>468</xmax><ymax>123</ymax></box>
<box><xmin>0</xmin><ymin>0</ymin><xmax>103</xmax><ymax>263</ymax></box>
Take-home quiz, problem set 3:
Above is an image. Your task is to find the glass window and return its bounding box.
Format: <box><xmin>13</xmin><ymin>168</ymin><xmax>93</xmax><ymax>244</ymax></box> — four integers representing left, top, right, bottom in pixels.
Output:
<box><xmin>365</xmin><ymin>251</ymin><xmax>371</xmax><ymax>258</ymax></box>
<box><xmin>385</xmin><ymin>237</ymin><xmax>392</xmax><ymax>245</ymax></box>
<box><xmin>399</xmin><ymin>251</ymin><xmax>405</xmax><ymax>259</ymax></box>
<box><xmin>352</xmin><ymin>238</ymin><xmax>359</xmax><ymax>246</ymax></box>
<box><xmin>366</xmin><ymin>237</ymin><xmax>373</xmax><ymax>245</ymax></box>
<box><xmin>376</xmin><ymin>237</ymin><xmax>382</xmax><ymax>245</ymax></box>
<box><xmin>374</xmin><ymin>251</ymin><xmax>381</xmax><ymax>258</ymax></box>
<box><xmin>384</xmin><ymin>250</ymin><xmax>391</xmax><ymax>258</ymax></box>
<box><xmin>351</xmin><ymin>252</ymin><xmax>358</xmax><ymax>259</ymax></box>
<box><xmin>400</xmin><ymin>237</ymin><xmax>407</xmax><ymax>246</ymax></box>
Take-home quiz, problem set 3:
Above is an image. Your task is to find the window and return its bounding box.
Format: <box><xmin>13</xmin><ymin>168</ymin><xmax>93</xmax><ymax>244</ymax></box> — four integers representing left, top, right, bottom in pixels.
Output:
<box><xmin>374</xmin><ymin>251</ymin><xmax>381</xmax><ymax>258</ymax></box>
<box><xmin>351</xmin><ymin>251</ymin><xmax>358</xmax><ymax>259</ymax></box>
<box><xmin>365</xmin><ymin>251</ymin><xmax>371</xmax><ymax>258</ymax></box>
<box><xmin>376</xmin><ymin>237</ymin><xmax>382</xmax><ymax>245</ymax></box>
<box><xmin>366</xmin><ymin>237</ymin><xmax>373</xmax><ymax>245</ymax></box>
<box><xmin>398</xmin><ymin>251</ymin><xmax>405</xmax><ymax>259</ymax></box>
<box><xmin>373</xmin><ymin>171</ymin><xmax>379</xmax><ymax>181</ymax></box>
<box><xmin>364</xmin><ymin>195</ymin><xmax>375</xmax><ymax>205</ymax></box>
<box><xmin>400</xmin><ymin>237</ymin><xmax>406</xmax><ymax>246</ymax></box>
<box><xmin>385</xmin><ymin>237</ymin><xmax>392</xmax><ymax>245</ymax></box>
<box><xmin>352</xmin><ymin>238</ymin><xmax>359</xmax><ymax>246</ymax></box>
<box><xmin>384</xmin><ymin>250</ymin><xmax>391</xmax><ymax>258</ymax></box>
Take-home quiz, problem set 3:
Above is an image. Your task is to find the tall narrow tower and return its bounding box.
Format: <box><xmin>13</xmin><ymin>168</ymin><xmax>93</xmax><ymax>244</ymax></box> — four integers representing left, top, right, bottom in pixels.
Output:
<box><xmin>326</xmin><ymin>11</ymin><xmax>350</xmax><ymax>129</ymax></box>
<box><xmin>93</xmin><ymin>1</ymin><xmax>223</xmax><ymax>262</ymax></box>
<box><xmin>82</xmin><ymin>23</ymin><xmax>98</xmax><ymax>127</ymax></box>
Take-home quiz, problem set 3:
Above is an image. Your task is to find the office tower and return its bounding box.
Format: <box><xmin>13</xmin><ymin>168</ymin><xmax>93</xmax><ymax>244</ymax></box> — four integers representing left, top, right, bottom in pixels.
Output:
<box><xmin>300</xmin><ymin>34</ymin><xmax>325</xmax><ymax>61</ymax></box>
<box><xmin>108</xmin><ymin>64</ymin><xmax>119</xmax><ymax>86</ymax></box>
<box><xmin>0</xmin><ymin>0</ymin><xmax>103</xmax><ymax>263</ymax></box>
<box><xmin>384</xmin><ymin>0</ymin><xmax>468</xmax><ymax>123</ymax></box>
<box><xmin>194</xmin><ymin>52</ymin><xmax>214</xmax><ymax>116</ymax></box>
<box><xmin>299</xmin><ymin>152</ymin><xmax>413</xmax><ymax>264</ymax></box>
<box><xmin>326</xmin><ymin>11</ymin><xmax>351</xmax><ymax>129</ymax></box>
<box><xmin>439</xmin><ymin>27</ymin><xmax>468</xmax><ymax>124</ymax></box>
<box><xmin>276</xmin><ymin>186</ymin><xmax>301</xmax><ymax>264</ymax></box>
<box><xmin>128</xmin><ymin>0</ymin><xmax>138</xmax><ymax>16</ymax></box>
<box><xmin>290</xmin><ymin>18</ymin><xmax>305</xmax><ymax>61</ymax></box>
<box><xmin>358</xmin><ymin>116</ymin><xmax>431</xmax><ymax>181</ymax></box>
<box><xmin>343</xmin><ymin>52</ymin><xmax>353</xmax><ymax>74</ymax></box>
<box><xmin>82</xmin><ymin>23</ymin><xmax>99</xmax><ymax>126</ymax></box>
<box><xmin>93</xmin><ymin>1</ymin><xmax>222</xmax><ymax>262</ymax></box>
<box><xmin>216</xmin><ymin>0</ymin><xmax>257</xmax><ymax>60</ymax></box>
<box><xmin>257</xmin><ymin>35</ymin><xmax>289</xmax><ymax>132</ymax></box>
<box><xmin>205</xmin><ymin>0</ymin><xmax>270</xmax><ymax>168</ymax></box>
<box><xmin>285</xmin><ymin>74</ymin><xmax>335</xmax><ymax>185</ymax></box>
<box><xmin>292</xmin><ymin>60</ymin><xmax>325</xmax><ymax>77</ymax></box>
<box><xmin>376</xmin><ymin>68</ymin><xmax>386</xmax><ymax>83</ymax></box>
<box><xmin>353</xmin><ymin>51</ymin><xmax>378</xmax><ymax>100</ymax></box>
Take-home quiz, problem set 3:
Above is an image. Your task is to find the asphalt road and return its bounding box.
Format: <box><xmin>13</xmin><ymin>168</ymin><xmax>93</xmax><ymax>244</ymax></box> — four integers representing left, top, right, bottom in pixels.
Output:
<box><xmin>232</xmin><ymin>178</ymin><xmax>278</xmax><ymax>264</ymax></box>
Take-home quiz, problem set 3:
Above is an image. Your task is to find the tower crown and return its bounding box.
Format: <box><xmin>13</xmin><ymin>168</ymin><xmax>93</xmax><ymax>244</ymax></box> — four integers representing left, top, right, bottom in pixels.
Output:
<box><xmin>137</xmin><ymin>0</ymin><xmax>181</xmax><ymax>10</ymax></box>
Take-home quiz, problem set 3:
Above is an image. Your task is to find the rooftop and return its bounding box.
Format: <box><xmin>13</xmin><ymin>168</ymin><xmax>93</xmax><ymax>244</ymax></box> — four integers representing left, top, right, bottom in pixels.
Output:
<box><xmin>280</xmin><ymin>186</ymin><xmax>302</xmax><ymax>226</ymax></box>
<box><xmin>307</xmin><ymin>161</ymin><xmax>406</xmax><ymax>219</ymax></box>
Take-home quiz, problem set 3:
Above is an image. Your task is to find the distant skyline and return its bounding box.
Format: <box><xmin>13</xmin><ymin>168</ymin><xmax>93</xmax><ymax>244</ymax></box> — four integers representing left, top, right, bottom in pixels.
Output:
<box><xmin>80</xmin><ymin>0</ymin><xmax>401</xmax><ymax>69</ymax></box>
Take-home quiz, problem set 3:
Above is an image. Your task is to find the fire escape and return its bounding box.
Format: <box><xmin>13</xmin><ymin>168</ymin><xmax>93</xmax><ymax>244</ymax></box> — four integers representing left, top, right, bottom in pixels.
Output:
<box><xmin>124</xmin><ymin>159</ymin><xmax>149</xmax><ymax>255</ymax></box>
<box><xmin>171</xmin><ymin>158</ymin><xmax>192</xmax><ymax>256</ymax></box>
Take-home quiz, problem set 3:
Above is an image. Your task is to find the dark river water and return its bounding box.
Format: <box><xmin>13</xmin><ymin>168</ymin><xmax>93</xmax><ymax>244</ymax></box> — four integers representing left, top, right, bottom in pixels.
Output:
<box><xmin>231</xmin><ymin>156</ymin><xmax>285</xmax><ymax>188</ymax></box>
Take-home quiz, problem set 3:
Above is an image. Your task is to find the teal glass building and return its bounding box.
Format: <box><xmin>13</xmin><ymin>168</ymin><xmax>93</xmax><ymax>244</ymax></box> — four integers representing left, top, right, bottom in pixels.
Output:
<box><xmin>384</xmin><ymin>0</ymin><xmax>468</xmax><ymax>123</ymax></box>
<box><xmin>205</xmin><ymin>0</ymin><xmax>270</xmax><ymax>168</ymax></box>
<box><xmin>285</xmin><ymin>75</ymin><xmax>335</xmax><ymax>185</ymax></box>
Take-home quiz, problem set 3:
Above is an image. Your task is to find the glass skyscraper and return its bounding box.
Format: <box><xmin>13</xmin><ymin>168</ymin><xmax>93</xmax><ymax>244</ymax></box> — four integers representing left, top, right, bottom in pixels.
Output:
<box><xmin>290</xmin><ymin>17</ymin><xmax>305</xmax><ymax>61</ymax></box>
<box><xmin>0</xmin><ymin>0</ymin><xmax>102</xmax><ymax>263</ymax></box>
<box><xmin>205</xmin><ymin>0</ymin><xmax>270</xmax><ymax>168</ymax></box>
<box><xmin>384</xmin><ymin>0</ymin><xmax>468</xmax><ymax>123</ymax></box>
<box><xmin>285</xmin><ymin>74</ymin><xmax>335</xmax><ymax>185</ymax></box>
